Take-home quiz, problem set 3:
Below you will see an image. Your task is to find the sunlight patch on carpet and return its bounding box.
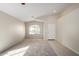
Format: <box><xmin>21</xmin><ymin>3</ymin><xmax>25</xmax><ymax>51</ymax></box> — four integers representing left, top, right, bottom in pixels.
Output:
<box><xmin>3</xmin><ymin>45</ymin><xmax>30</xmax><ymax>56</ymax></box>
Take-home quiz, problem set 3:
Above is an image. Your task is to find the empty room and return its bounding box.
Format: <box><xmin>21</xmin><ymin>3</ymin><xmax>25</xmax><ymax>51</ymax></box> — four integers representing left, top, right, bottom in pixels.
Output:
<box><xmin>0</xmin><ymin>3</ymin><xmax>79</xmax><ymax>56</ymax></box>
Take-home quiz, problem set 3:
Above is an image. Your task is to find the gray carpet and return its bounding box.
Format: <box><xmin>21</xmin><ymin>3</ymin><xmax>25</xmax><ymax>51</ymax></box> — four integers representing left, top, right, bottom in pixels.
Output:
<box><xmin>0</xmin><ymin>39</ymin><xmax>57</xmax><ymax>56</ymax></box>
<box><xmin>0</xmin><ymin>39</ymin><xmax>78</xmax><ymax>56</ymax></box>
<box><xmin>23</xmin><ymin>41</ymin><xmax>57</xmax><ymax>56</ymax></box>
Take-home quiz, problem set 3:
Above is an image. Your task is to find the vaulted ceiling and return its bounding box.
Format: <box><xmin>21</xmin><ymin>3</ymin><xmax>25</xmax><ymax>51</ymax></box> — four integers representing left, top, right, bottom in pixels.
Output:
<box><xmin>0</xmin><ymin>3</ymin><xmax>72</xmax><ymax>21</ymax></box>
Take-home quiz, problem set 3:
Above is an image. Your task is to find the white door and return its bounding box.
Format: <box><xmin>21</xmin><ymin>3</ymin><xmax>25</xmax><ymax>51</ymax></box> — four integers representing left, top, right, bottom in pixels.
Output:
<box><xmin>47</xmin><ymin>24</ymin><xmax>56</xmax><ymax>39</ymax></box>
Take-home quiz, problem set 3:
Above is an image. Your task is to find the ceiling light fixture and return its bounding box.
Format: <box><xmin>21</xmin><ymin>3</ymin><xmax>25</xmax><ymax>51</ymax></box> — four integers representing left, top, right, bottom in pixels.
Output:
<box><xmin>21</xmin><ymin>3</ymin><xmax>26</xmax><ymax>5</ymax></box>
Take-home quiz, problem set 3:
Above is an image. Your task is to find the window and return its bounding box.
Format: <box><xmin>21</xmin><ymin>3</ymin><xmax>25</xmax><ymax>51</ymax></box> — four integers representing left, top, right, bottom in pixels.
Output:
<box><xmin>29</xmin><ymin>25</ymin><xmax>40</xmax><ymax>35</ymax></box>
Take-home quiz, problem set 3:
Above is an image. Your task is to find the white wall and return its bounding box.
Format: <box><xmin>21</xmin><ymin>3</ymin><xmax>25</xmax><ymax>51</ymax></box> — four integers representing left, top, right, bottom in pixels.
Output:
<box><xmin>57</xmin><ymin>8</ymin><xmax>79</xmax><ymax>55</ymax></box>
<box><xmin>0</xmin><ymin>11</ymin><xmax>25</xmax><ymax>53</ymax></box>
<box><xmin>39</xmin><ymin>15</ymin><xmax>57</xmax><ymax>40</ymax></box>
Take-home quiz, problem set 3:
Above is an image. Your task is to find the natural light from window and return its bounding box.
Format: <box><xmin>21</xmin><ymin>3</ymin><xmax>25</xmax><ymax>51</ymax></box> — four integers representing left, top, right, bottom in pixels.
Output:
<box><xmin>29</xmin><ymin>25</ymin><xmax>40</xmax><ymax>35</ymax></box>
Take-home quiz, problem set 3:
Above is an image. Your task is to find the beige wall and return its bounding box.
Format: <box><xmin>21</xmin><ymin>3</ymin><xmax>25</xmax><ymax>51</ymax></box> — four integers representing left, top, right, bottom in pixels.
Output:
<box><xmin>57</xmin><ymin>8</ymin><xmax>79</xmax><ymax>55</ymax></box>
<box><xmin>0</xmin><ymin>11</ymin><xmax>25</xmax><ymax>53</ymax></box>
